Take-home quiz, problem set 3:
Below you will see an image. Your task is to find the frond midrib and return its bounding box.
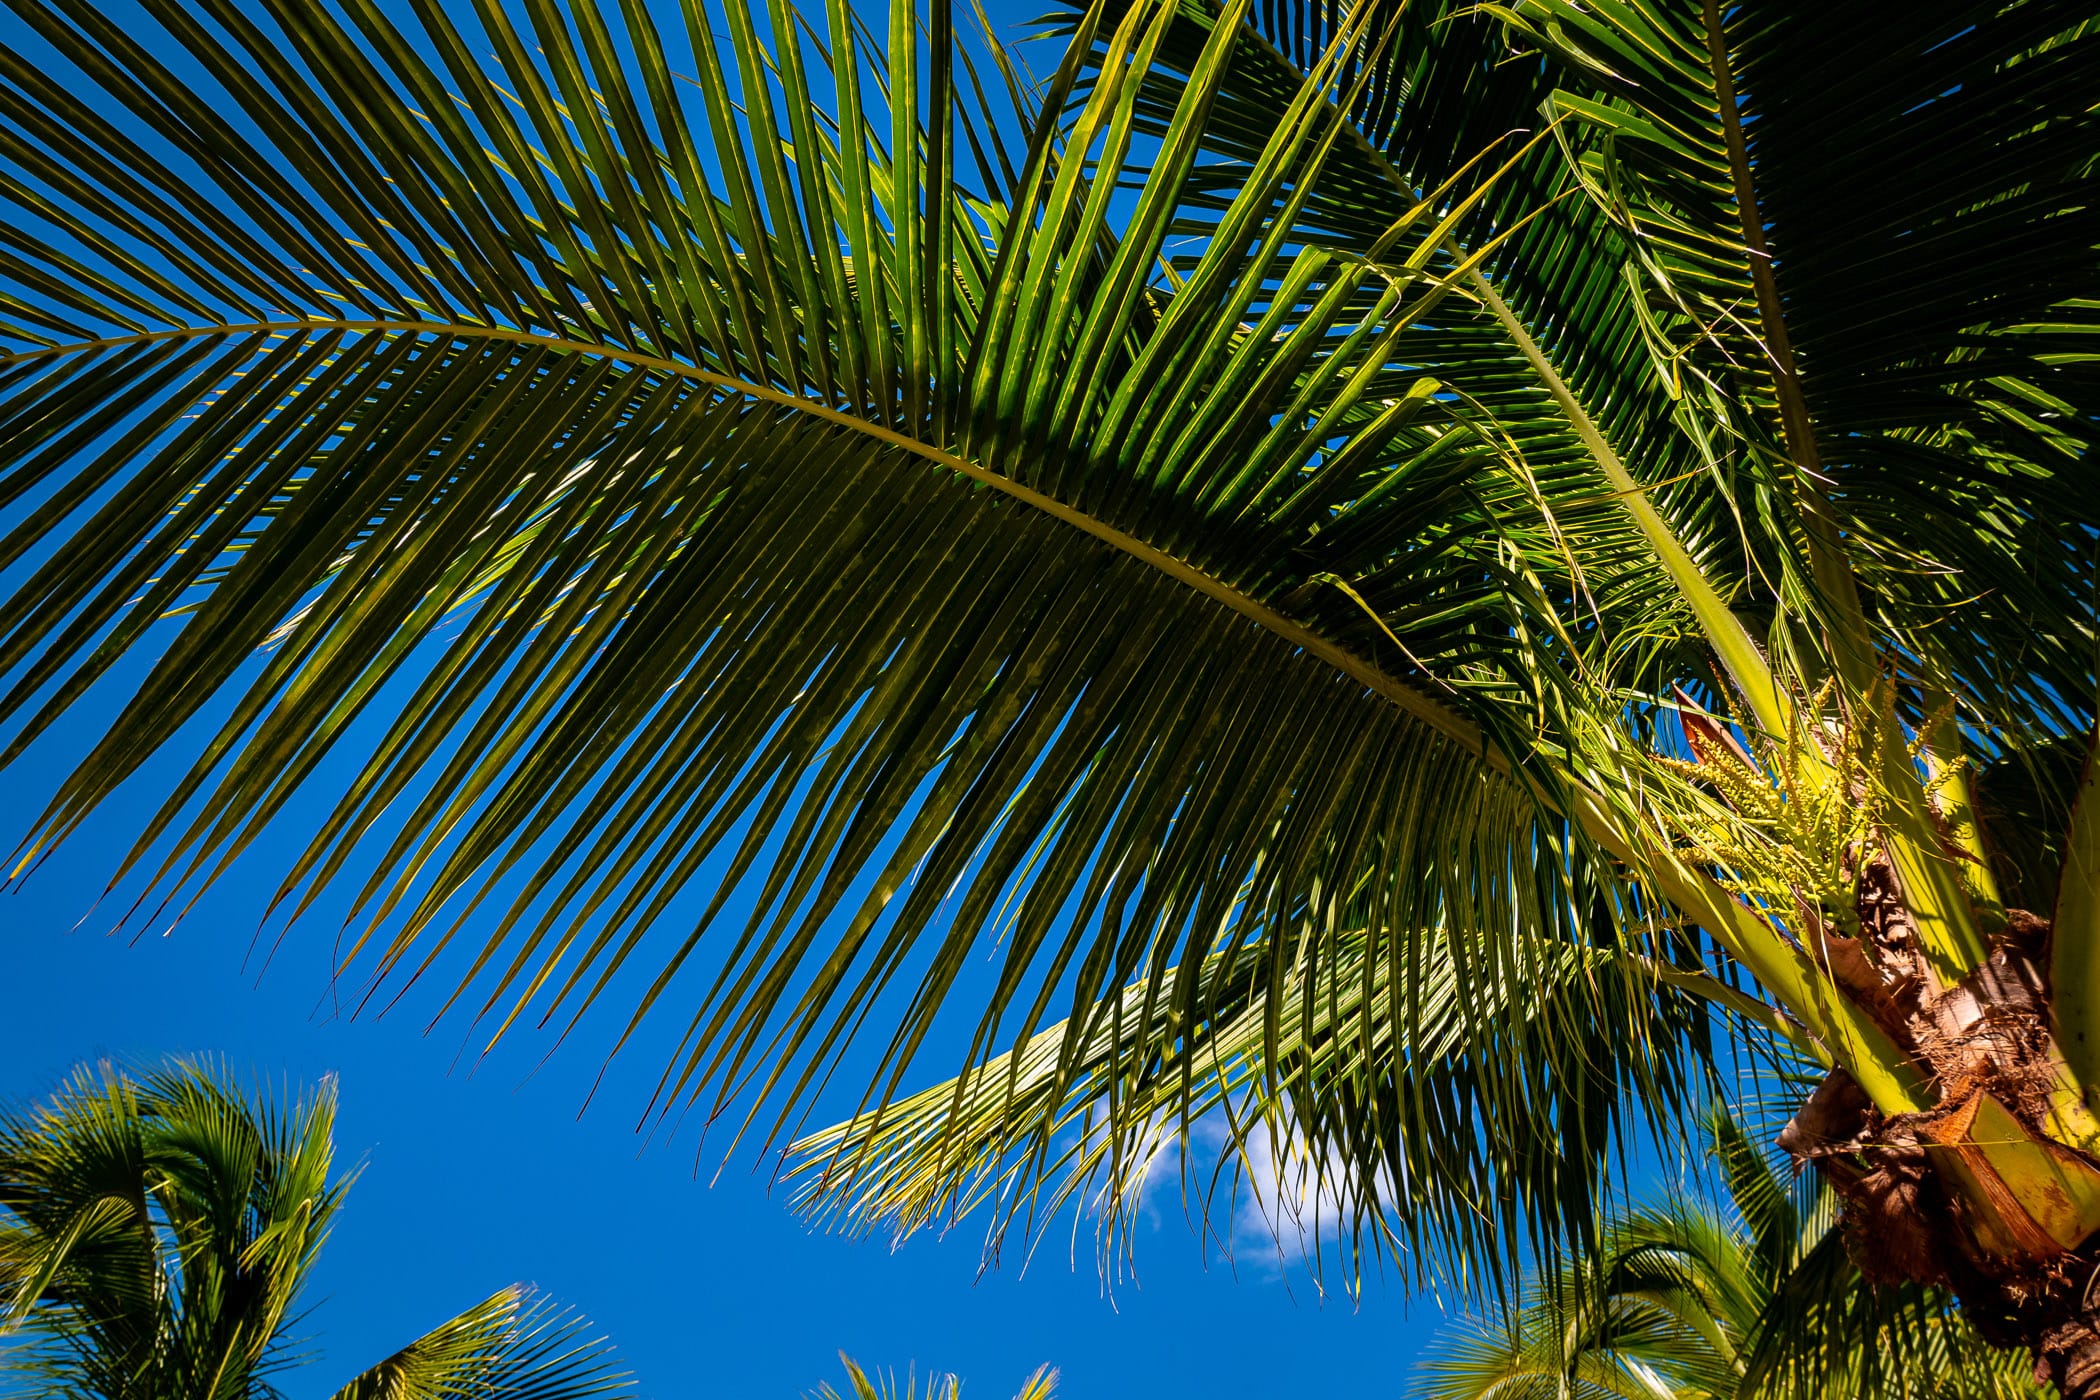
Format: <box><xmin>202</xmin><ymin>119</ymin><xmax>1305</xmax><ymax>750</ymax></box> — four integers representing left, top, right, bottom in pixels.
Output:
<box><xmin>2</xmin><ymin>317</ymin><xmax>1495</xmax><ymax>762</ymax></box>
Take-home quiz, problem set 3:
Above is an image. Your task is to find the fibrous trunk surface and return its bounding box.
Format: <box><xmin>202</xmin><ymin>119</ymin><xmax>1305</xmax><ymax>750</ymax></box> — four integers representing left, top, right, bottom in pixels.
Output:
<box><xmin>1780</xmin><ymin>867</ymin><xmax>2100</xmax><ymax>1393</ymax></box>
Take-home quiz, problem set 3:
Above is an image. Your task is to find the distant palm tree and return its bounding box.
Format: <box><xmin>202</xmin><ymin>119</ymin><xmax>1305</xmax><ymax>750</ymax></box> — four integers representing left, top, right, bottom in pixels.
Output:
<box><xmin>1419</xmin><ymin>1111</ymin><xmax>2042</xmax><ymax>1400</ymax></box>
<box><xmin>810</xmin><ymin>1354</ymin><xmax>1056</xmax><ymax>1400</ymax></box>
<box><xmin>0</xmin><ymin>1059</ymin><xmax>627</xmax><ymax>1400</ymax></box>
<box><xmin>3</xmin><ymin>0</ymin><xmax>2099</xmax><ymax>1385</ymax></box>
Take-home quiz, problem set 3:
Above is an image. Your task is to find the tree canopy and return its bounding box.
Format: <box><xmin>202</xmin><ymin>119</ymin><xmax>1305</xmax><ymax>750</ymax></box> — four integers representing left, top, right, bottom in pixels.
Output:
<box><xmin>0</xmin><ymin>1058</ymin><xmax>627</xmax><ymax>1400</ymax></box>
<box><xmin>0</xmin><ymin>0</ymin><xmax>2094</xmax><ymax>1365</ymax></box>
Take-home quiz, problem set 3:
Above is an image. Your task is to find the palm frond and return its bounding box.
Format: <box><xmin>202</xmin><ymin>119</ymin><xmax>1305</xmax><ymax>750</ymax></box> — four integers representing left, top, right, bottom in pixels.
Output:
<box><xmin>327</xmin><ymin>1287</ymin><xmax>628</xmax><ymax>1400</ymax></box>
<box><xmin>1117</xmin><ymin>0</ymin><xmax>2100</xmax><ymax>751</ymax></box>
<box><xmin>1064</xmin><ymin>0</ymin><xmax>1768</xmax><ymax>698</ymax></box>
<box><xmin>1479</xmin><ymin>0</ymin><xmax>2100</xmax><ymax>744</ymax></box>
<box><xmin>1413</xmin><ymin>1104</ymin><xmax>2048</xmax><ymax>1400</ymax></box>
<box><xmin>0</xmin><ymin>0</ymin><xmax>1691</xmax><ymax>1290</ymax></box>
<box><xmin>0</xmin><ymin>1058</ymin><xmax>340</xmax><ymax>1400</ymax></box>
<box><xmin>790</xmin><ymin>909</ymin><xmax>1716</xmax><ymax>1293</ymax></box>
<box><xmin>808</xmin><ymin>1354</ymin><xmax>1056</xmax><ymax>1400</ymax></box>
<box><xmin>2</xmin><ymin>1060</ymin><xmax>630</xmax><ymax>1400</ymax></box>
<box><xmin>22</xmin><ymin>0</ymin><xmax>2084</xmax><ymax>1313</ymax></box>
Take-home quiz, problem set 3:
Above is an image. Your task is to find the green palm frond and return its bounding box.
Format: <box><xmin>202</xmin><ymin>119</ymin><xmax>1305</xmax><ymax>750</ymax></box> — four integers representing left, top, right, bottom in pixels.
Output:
<box><xmin>1413</xmin><ymin>1106</ymin><xmax>2047</xmax><ymax>1400</ymax></box>
<box><xmin>8</xmin><ymin>0</ymin><xmax>2099</xmax><ymax>1321</ymax></box>
<box><xmin>0</xmin><ymin>1059</ymin><xmax>630</xmax><ymax>1400</ymax></box>
<box><xmin>789</xmin><ymin>911</ymin><xmax>1719</xmax><ymax>1290</ymax></box>
<box><xmin>1069</xmin><ymin>0</ymin><xmax>1769</xmax><ymax>689</ymax></box>
<box><xmin>1453</xmin><ymin>0</ymin><xmax>2097</xmax><ymax>738</ymax></box>
<box><xmin>0</xmin><ymin>1059</ymin><xmax>342</xmax><ymax>1400</ymax></box>
<box><xmin>0</xmin><ymin>0</ymin><xmax>1700</xmax><ymax>1289</ymax></box>
<box><xmin>808</xmin><ymin>1354</ymin><xmax>1055</xmax><ymax>1400</ymax></box>
<box><xmin>328</xmin><ymin>1287</ymin><xmax>627</xmax><ymax>1400</ymax></box>
<box><xmin>1118</xmin><ymin>0</ymin><xmax>2100</xmax><ymax>748</ymax></box>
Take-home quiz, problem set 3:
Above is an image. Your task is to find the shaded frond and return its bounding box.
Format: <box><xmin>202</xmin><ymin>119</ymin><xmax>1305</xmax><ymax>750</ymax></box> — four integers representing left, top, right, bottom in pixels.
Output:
<box><xmin>1481</xmin><ymin>0</ymin><xmax>2100</xmax><ymax>743</ymax></box>
<box><xmin>1413</xmin><ymin>1106</ymin><xmax>2047</xmax><ymax>1400</ymax></box>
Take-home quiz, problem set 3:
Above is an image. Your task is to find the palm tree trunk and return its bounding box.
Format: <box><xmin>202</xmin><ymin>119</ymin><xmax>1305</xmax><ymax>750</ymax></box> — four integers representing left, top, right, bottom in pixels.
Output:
<box><xmin>1780</xmin><ymin>881</ymin><xmax>2100</xmax><ymax>1394</ymax></box>
<box><xmin>2035</xmin><ymin>1323</ymin><xmax>2100</xmax><ymax>1397</ymax></box>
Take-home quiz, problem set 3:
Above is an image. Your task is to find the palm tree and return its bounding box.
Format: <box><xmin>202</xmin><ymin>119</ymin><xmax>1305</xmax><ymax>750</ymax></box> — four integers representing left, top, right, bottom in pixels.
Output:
<box><xmin>809</xmin><ymin>1355</ymin><xmax>1056</xmax><ymax>1400</ymax></box>
<box><xmin>1418</xmin><ymin>1110</ymin><xmax>2042</xmax><ymax>1400</ymax></box>
<box><xmin>0</xmin><ymin>1059</ymin><xmax>627</xmax><ymax>1400</ymax></box>
<box><xmin>0</xmin><ymin>0</ymin><xmax>2095</xmax><ymax>1382</ymax></box>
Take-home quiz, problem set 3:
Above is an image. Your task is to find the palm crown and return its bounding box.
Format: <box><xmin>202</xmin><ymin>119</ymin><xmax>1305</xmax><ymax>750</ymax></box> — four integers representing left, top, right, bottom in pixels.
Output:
<box><xmin>0</xmin><ymin>0</ymin><xmax>2094</xmax><ymax>1383</ymax></box>
<box><xmin>0</xmin><ymin>1059</ymin><xmax>626</xmax><ymax>1400</ymax></box>
<box><xmin>810</xmin><ymin>1355</ymin><xmax>1056</xmax><ymax>1400</ymax></box>
<box><xmin>1419</xmin><ymin>1109</ymin><xmax>2044</xmax><ymax>1400</ymax></box>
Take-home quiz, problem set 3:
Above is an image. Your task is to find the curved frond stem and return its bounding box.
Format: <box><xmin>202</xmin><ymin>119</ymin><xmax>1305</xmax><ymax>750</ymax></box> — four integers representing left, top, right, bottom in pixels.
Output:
<box><xmin>1694</xmin><ymin>0</ymin><xmax>1859</xmax><ymax>653</ymax></box>
<box><xmin>1628</xmin><ymin>954</ymin><xmax>1812</xmax><ymax>1057</ymax></box>
<box><xmin>0</xmin><ymin>319</ymin><xmax>1493</xmax><ymax>762</ymax></box>
<box><xmin>1697</xmin><ymin>0</ymin><xmax>1987</xmax><ymax>979</ymax></box>
<box><xmin>1463</xmin><ymin>270</ymin><xmax>1787</xmax><ymax>742</ymax></box>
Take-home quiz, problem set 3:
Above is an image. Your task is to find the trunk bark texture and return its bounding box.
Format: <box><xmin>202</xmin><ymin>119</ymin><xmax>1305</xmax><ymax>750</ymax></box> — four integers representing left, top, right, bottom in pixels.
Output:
<box><xmin>1780</xmin><ymin>868</ymin><xmax>2100</xmax><ymax>1395</ymax></box>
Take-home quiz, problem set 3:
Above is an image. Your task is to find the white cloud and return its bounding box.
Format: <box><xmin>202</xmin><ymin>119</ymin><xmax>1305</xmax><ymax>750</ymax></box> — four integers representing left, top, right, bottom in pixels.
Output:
<box><xmin>1072</xmin><ymin>1101</ymin><xmax>1394</xmax><ymax>1296</ymax></box>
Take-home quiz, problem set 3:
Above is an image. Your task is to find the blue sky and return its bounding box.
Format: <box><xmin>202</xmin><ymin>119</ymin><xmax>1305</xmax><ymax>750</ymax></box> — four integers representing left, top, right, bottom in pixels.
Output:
<box><xmin>2</xmin><ymin>710</ymin><xmax>1454</xmax><ymax>1398</ymax></box>
<box><xmin>0</xmin><ymin>3</ymin><xmax>1472</xmax><ymax>1392</ymax></box>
